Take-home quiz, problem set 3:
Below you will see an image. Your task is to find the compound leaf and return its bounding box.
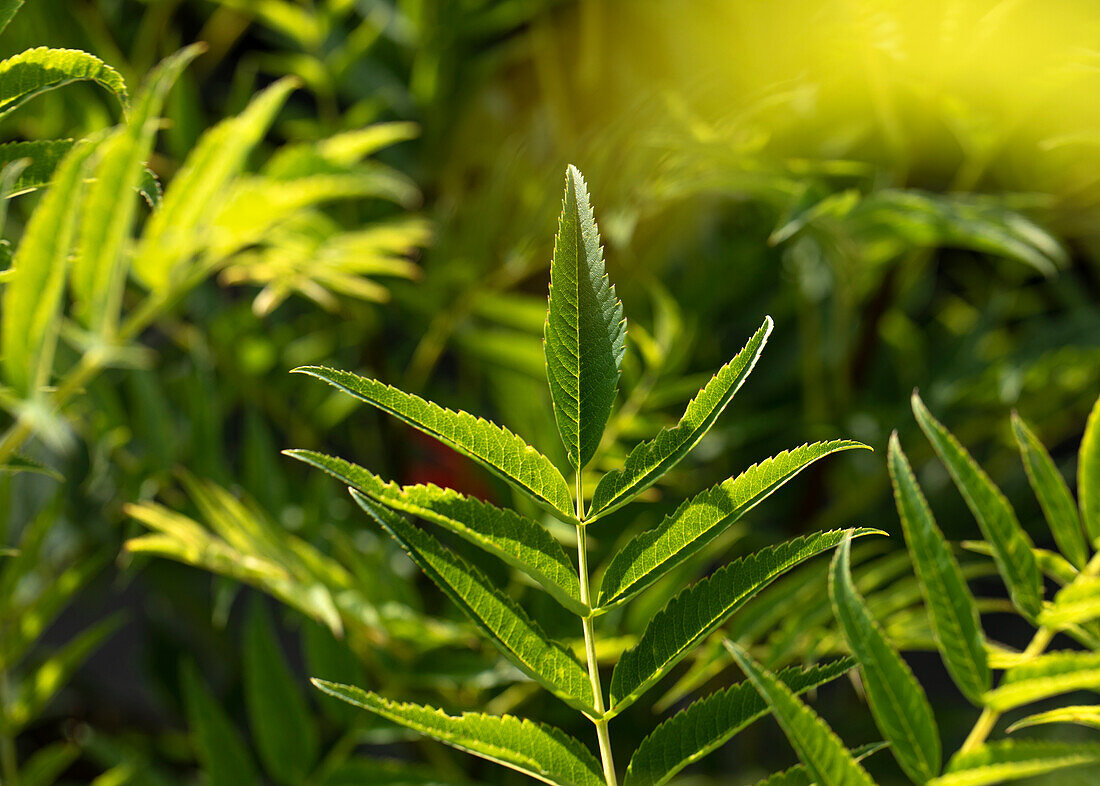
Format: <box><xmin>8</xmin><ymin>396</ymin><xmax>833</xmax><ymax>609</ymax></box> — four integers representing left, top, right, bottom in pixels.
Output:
<box><xmin>313</xmin><ymin>682</ymin><xmax>603</xmax><ymax>786</ymax></box>
<box><xmin>297</xmin><ymin>367</ymin><xmax>574</xmax><ymax>520</ymax></box>
<box><xmin>353</xmin><ymin>492</ymin><xmax>593</xmax><ymax>713</ymax></box>
<box><xmin>912</xmin><ymin>392</ymin><xmax>1042</xmax><ymax>619</ymax></box>
<box><xmin>286</xmin><ymin>449</ymin><xmax>583</xmax><ymax>614</ymax></box>
<box><xmin>726</xmin><ymin>643</ymin><xmax>875</xmax><ymax>786</ymax></box>
<box><xmin>608</xmin><ymin>528</ymin><xmax>880</xmax><ymax>714</ymax></box>
<box><xmin>588</xmin><ymin>317</ymin><xmax>772</xmax><ymax>521</ymax></box>
<box><xmin>829</xmin><ymin>537</ymin><xmax>940</xmax><ymax>783</ymax></box>
<box><xmin>888</xmin><ymin>433</ymin><xmax>990</xmax><ymax>705</ymax></box>
<box><xmin>544</xmin><ymin>164</ymin><xmax>625</xmax><ymax>470</ymax></box>
<box><xmin>624</xmin><ymin>658</ymin><xmax>855</xmax><ymax>786</ymax></box>
<box><xmin>598</xmin><ymin>440</ymin><xmax>868</xmax><ymax>609</ymax></box>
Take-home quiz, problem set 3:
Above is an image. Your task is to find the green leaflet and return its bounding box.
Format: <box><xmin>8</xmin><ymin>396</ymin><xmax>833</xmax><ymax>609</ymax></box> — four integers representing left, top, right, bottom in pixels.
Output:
<box><xmin>0</xmin><ymin>47</ymin><xmax>128</xmax><ymax>120</ymax></box>
<box><xmin>623</xmin><ymin>658</ymin><xmax>855</xmax><ymax>786</ymax></box>
<box><xmin>1</xmin><ymin>137</ymin><xmax>98</xmax><ymax>395</ymax></box>
<box><xmin>912</xmin><ymin>392</ymin><xmax>1043</xmax><ymax>619</ymax></box>
<box><xmin>750</xmin><ymin>744</ymin><xmax>888</xmax><ymax>786</ymax></box>
<box><xmin>598</xmin><ymin>440</ymin><xmax>869</xmax><ymax>609</ymax></box>
<box><xmin>829</xmin><ymin>537</ymin><xmax>940</xmax><ymax>783</ymax></box>
<box><xmin>285</xmin><ymin>449</ymin><xmax>583</xmax><ymax>614</ymax></box>
<box><xmin>1012</xmin><ymin>413</ymin><xmax>1089</xmax><ymax>569</ymax></box>
<box><xmin>1007</xmin><ymin>705</ymin><xmax>1100</xmax><ymax>732</ymax></box>
<box><xmin>588</xmin><ymin>317</ymin><xmax>773</xmax><ymax>521</ymax></box>
<box><xmin>243</xmin><ymin>600</ymin><xmax>319</xmax><ymax>784</ymax></box>
<box><xmin>984</xmin><ymin>651</ymin><xmax>1100</xmax><ymax>711</ymax></box>
<box><xmin>312</xmin><ymin>681</ymin><xmax>603</xmax><ymax>786</ymax></box>
<box><xmin>0</xmin><ymin>0</ymin><xmax>22</xmax><ymax>35</ymax></box>
<box><xmin>888</xmin><ymin>433</ymin><xmax>990</xmax><ymax>705</ymax></box>
<box><xmin>930</xmin><ymin>740</ymin><xmax>1100</xmax><ymax>786</ymax></box>
<box><xmin>131</xmin><ymin>77</ymin><xmax>296</xmax><ymax>291</ymax></box>
<box><xmin>1081</xmin><ymin>392</ymin><xmax>1100</xmax><ymax>545</ymax></box>
<box><xmin>1038</xmin><ymin>576</ymin><xmax>1100</xmax><ymax>629</ymax></box>
<box><xmin>71</xmin><ymin>45</ymin><xmax>202</xmax><ymax>334</ymax></box>
<box><xmin>353</xmin><ymin>492</ymin><xmax>594</xmax><ymax>713</ymax></box>
<box><xmin>726</xmin><ymin>644</ymin><xmax>875</xmax><ymax>786</ymax></box>
<box><xmin>181</xmin><ymin>661</ymin><xmax>260</xmax><ymax>786</ymax></box>
<box><xmin>544</xmin><ymin>164</ymin><xmax>625</xmax><ymax>470</ymax></box>
<box><xmin>0</xmin><ymin>139</ymin><xmax>160</xmax><ymax>205</ymax></box>
<box><xmin>297</xmin><ymin>366</ymin><xmax>575</xmax><ymax>520</ymax></box>
<box><xmin>608</xmin><ymin>528</ymin><xmax>880</xmax><ymax>714</ymax></box>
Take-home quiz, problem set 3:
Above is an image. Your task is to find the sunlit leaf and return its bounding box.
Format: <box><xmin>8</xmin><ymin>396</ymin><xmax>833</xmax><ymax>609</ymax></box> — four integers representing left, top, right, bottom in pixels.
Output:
<box><xmin>930</xmin><ymin>740</ymin><xmax>1100</xmax><ymax>786</ymax></box>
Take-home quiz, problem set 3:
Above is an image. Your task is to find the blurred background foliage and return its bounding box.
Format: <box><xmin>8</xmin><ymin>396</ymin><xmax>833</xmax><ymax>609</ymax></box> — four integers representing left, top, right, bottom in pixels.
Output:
<box><xmin>1</xmin><ymin>0</ymin><xmax>1098</xmax><ymax>783</ymax></box>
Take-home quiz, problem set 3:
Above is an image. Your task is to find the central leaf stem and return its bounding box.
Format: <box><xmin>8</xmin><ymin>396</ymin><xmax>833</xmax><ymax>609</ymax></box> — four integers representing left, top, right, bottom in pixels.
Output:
<box><xmin>577</xmin><ymin>472</ymin><xmax>617</xmax><ymax>786</ymax></box>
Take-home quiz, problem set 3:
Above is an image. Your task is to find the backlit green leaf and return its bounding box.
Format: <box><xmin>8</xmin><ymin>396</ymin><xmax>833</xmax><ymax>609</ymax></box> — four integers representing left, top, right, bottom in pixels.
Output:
<box><xmin>353</xmin><ymin>492</ymin><xmax>594</xmax><ymax>713</ymax></box>
<box><xmin>984</xmin><ymin>651</ymin><xmax>1100</xmax><ymax>711</ymax></box>
<box><xmin>888</xmin><ymin>433</ymin><xmax>990</xmax><ymax>705</ymax></box>
<box><xmin>912</xmin><ymin>392</ymin><xmax>1042</xmax><ymax>618</ymax></box>
<box><xmin>598</xmin><ymin>440</ymin><xmax>868</xmax><ymax>609</ymax></box>
<box><xmin>829</xmin><ymin>537</ymin><xmax>940</xmax><ymax>783</ymax></box>
<box><xmin>588</xmin><ymin>317</ymin><xmax>772</xmax><ymax>521</ymax></box>
<box><xmin>1007</xmin><ymin>705</ymin><xmax>1100</xmax><ymax>732</ymax></box>
<box><xmin>930</xmin><ymin>740</ymin><xmax>1100</xmax><ymax>786</ymax></box>
<box><xmin>1081</xmin><ymin>393</ymin><xmax>1100</xmax><ymax>545</ymax></box>
<box><xmin>297</xmin><ymin>366</ymin><xmax>574</xmax><ymax>520</ymax></box>
<box><xmin>624</xmin><ymin>658</ymin><xmax>855</xmax><ymax>786</ymax></box>
<box><xmin>287</xmin><ymin>450</ymin><xmax>583</xmax><ymax>613</ymax></box>
<box><xmin>1011</xmin><ymin>412</ymin><xmax>1089</xmax><ymax>569</ymax></box>
<box><xmin>544</xmin><ymin>164</ymin><xmax>625</xmax><ymax>470</ymax></box>
<box><xmin>608</xmin><ymin>528</ymin><xmax>880</xmax><ymax>714</ymax></box>
<box><xmin>311</xmin><ymin>681</ymin><xmax>604</xmax><ymax>786</ymax></box>
<box><xmin>0</xmin><ymin>47</ymin><xmax>128</xmax><ymax>120</ymax></box>
<box><xmin>1038</xmin><ymin>576</ymin><xmax>1100</xmax><ymax>629</ymax></box>
<box><xmin>726</xmin><ymin>643</ymin><xmax>876</xmax><ymax>786</ymax></box>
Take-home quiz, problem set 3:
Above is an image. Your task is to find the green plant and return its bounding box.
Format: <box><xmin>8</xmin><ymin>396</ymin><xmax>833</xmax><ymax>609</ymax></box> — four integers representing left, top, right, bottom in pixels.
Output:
<box><xmin>285</xmin><ymin>165</ymin><xmax>878</xmax><ymax>785</ymax></box>
<box><xmin>737</xmin><ymin>390</ymin><xmax>1100</xmax><ymax>784</ymax></box>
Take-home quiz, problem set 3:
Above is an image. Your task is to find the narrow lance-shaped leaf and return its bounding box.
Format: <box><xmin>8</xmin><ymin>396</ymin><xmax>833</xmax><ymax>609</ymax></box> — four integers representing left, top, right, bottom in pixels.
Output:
<box><xmin>352</xmin><ymin>492</ymin><xmax>594</xmax><ymax>713</ymax></box>
<box><xmin>598</xmin><ymin>440</ymin><xmax>869</xmax><ymax>609</ymax></box>
<box><xmin>181</xmin><ymin>661</ymin><xmax>260</xmax><ymax>786</ymax></box>
<box><xmin>285</xmin><ymin>449</ymin><xmax>583</xmax><ymax>614</ymax></box>
<box><xmin>1081</xmin><ymin>392</ymin><xmax>1100</xmax><ymax>545</ymax></box>
<box><xmin>312</xmin><ymin>681</ymin><xmax>604</xmax><ymax>786</ymax></box>
<box><xmin>750</xmin><ymin>744</ymin><xmax>889</xmax><ymax>786</ymax></box>
<box><xmin>1012</xmin><ymin>412</ymin><xmax>1089</xmax><ymax>569</ymax></box>
<box><xmin>624</xmin><ymin>658</ymin><xmax>855</xmax><ymax>786</ymax></box>
<box><xmin>588</xmin><ymin>317</ymin><xmax>773</xmax><ymax>521</ymax></box>
<box><xmin>0</xmin><ymin>0</ymin><xmax>23</xmax><ymax>35</ymax></box>
<box><xmin>608</xmin><ymin>528</ymin><xmax>881</xmax><ymax>714</ymax></box>
<box><xmin>726</xmin><ymin>643</ymin><xmax>876</xmax><ymax>786</ymax></box>
<box><xmin>1038</xmin><ymin>576</ymin><xmax>1100</xmax><ymax>629</ymax></box>
<box><xmin>1</xmin><ymin>137</ymin><xmax>98</xmax><ymax>395</ymax></box>
<box><xmin>1007</xmin><ymin>705</ymin><xmax>1100</xmax><ymax>732</ymax></box>
<box><xmin>930</xmin><ymin>740</ymin><xmax>1100</xmax><ymax>786</ymax></box>
<box><xmin>888</xmin><ymin>433</ymin><xmax>990</xmax><ymax>705</ymax></box>
<box><xmin>829</xmin><ymin>537</ymin><xmax>940</xmax><ymax>783</ymax></box>
<box><xmin>297</xmin><ymin>367</ymin><xmax>574</xmax><ymax>520</ymax></box>
<box><xmin>544</xmin><ymin>164</ymin><xmax>625</xmax><ymax>470</ymax></box>
<box><xmin>984</xmin><ymin>651</ymin><xmax>1100</xmax><ymax>711</ymax></box>
<box><xmin>912</xmin><ymin>392</ymin><xmax>1043</xmax><ymax>618</ymax></box>
<box><xmin>0</xmin><ymin>47</ymin><xmax>128</xmax><ymax>120</ymax></box>
<box><xmin>131</xmin><ymin>77</ymin><xmax>297</xmax><ymax>291</ymax></box>
<box><xmin>72</xmin><ymin>44</ymin><xmax>203</xmax><ymax>334</ymax></box>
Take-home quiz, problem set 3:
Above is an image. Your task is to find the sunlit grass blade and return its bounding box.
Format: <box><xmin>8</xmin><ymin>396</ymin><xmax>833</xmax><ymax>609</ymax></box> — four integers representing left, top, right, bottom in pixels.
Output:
<box><xmin>608</xmin><ymin>528</ymin><xmax>881</xmax><ymax>714</ymax></box>
<box><xmin>297</xmin><ymin>367</ymin><xmax>575</xmax><ymax>520</ymax></box>
<box><xmin>598</xmin><ymin>440</ymin><xmax>868</xmax><ymax>609</ymax></box>
<box><xmin>286</xmin><ymin>449</ymin><xmax>583</xmax><ymax>614</ymax></box>
<box><xmin>1011</xmin><ymin>412</ymin><xmax>1089</xmax><ymax>569</ymax></box>
<box><xmin>725</xmin><ymin>643</ymin><xmax>876</xmax><ymax>786</ymax></box>
<box><xmin>829</xmin><ymin>537</ymin><xmax>940</xmax><ymax>783</ymax></box>
<box><xmin>588</xmin><ymin>317</ymin><xmax>773</xmax><ymax>521</ymax></box>
<box><xmin>0</xmin><ymin>46</ymin><xmax>128</xmax><ymax>120</ymax></box>
<box><xmin>181</xmin><ymin>660</ymin><xmax>260</xmax><ymax>786</ymax></box>
<box><xmin>1081</xmin><ymin>393</ymin><xmax>1100</xmax><ymax>545</ymax></box>
<box><xmin>1007</xmin><ymin>705</ymin><xmax>1100</xmax><ymax>732</ymax></box>
<box><xmin>353</xmin><ymin>492</ymin><xmax>593</xmax><ymax>712</ymax></box>
<box><xmin>930</xmin><ymin>740</ymin><xmax>1100</xmax><ymax>786</ymax></box>
<box><xmin>1</xmin><ymin>137</ymin><xmax>98</xmax><ymax>395</ymax></box>
<box><xmin>311</xmin><ymin>681</ymin><xmax>604</xmax><ymax>786</ymax></box>
<box><xmin>544</xmin><ymin>164</ymin><xmax>625</xmax><ymax>470</ymax></box>
<box><xmin>623</xmin><ymin>658</ymin><xmax>854</xmax><ymax>786</ymax></box>
<box><xmin>888</xmin><ymin>433</ymin><xmax>990</xmax><ymax>705</ymax></box>
<box><xmin>131</xmin><ymin>77</ymin><xmax>296</xmax><ymax>290</ymax></box>
<box><xmin>912</xmin><ymin>392</ymin><xmax>1042</xmax><ymax>618</ymax></box>
<box><xmin>984</xmin><ymin>651</ymin><xmax>1100</xmax><ymax>711</ymax></box>
<box><xmin>71</xmin><ymin>44</ymin><xmax>203</xmax><ymax>334</ymax></box>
